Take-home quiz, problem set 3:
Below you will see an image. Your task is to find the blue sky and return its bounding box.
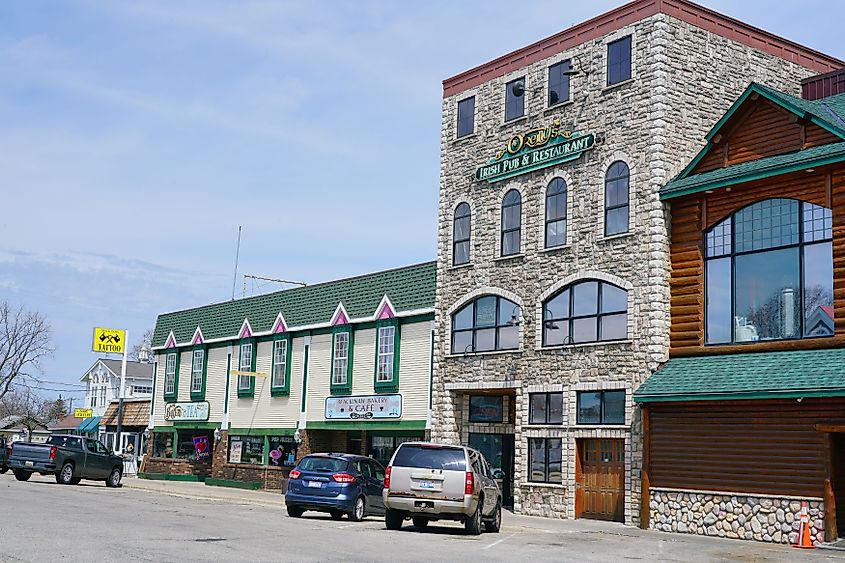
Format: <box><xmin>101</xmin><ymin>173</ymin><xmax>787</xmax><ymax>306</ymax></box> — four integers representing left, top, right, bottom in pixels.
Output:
<box><xmin>1</xmin><ymin>1</ymin><xmax>843</xmax><ymax>400</ymax></box>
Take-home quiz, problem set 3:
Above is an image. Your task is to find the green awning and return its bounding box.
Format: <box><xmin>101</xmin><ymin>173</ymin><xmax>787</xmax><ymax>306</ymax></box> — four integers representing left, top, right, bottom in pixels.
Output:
<box><xmin>634</xmin><ymin>348</ymin><xmax>845</xmax><ymax>403</ymax></box>
<box><xmin>77</xmin><ymin>417</ymin><xmax>100</xmax><ymax>434</ymax></box>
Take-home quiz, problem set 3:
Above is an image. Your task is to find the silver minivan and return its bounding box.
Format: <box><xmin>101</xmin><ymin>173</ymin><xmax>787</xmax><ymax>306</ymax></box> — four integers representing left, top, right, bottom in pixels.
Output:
<box><xmin>382</xmin><ymin>442</ymin><xmax>502</xmax><ymax>535</ymax></box>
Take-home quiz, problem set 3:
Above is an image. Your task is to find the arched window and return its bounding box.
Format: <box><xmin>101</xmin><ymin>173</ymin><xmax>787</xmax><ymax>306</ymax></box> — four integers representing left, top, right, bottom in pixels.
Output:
<box><xmin>452</xmin><ymin>295</ymin><xmax>520</xmax><ymax>353</ymax></box>
<box><xmin>543</xmin><ymin>280</ymin><xmax>628</xmax><ymax>345</ymax></box>
<box><xmin>604</xmin><ymin>161</ymin><xmax>629</xmax><ymax>236</ymax></box>
<box><xmin>705</xmin><ymin>198</ymin><xmax>833</xmax><ymax>344</ymax></box>
<box><xmin>453</xmin><ymin>203</ymin><xmax>471</xmax><ymax>266</ymax></box>
<box><xmin>545</xmin><ymin>178</ymin><xmax>567</xmax><ymax>248</ymax></box>
<box><xmin>501</xmin><ymin>189</ymin><xmax>522</xmax><ymax>256</ymax></box>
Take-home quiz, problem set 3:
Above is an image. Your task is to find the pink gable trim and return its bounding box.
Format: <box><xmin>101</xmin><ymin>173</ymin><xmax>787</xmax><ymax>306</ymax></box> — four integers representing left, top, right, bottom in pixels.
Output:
<box><xmin>274</xmin><ymin>318</ymin><xmax>287</xmax><ymax>333</ymax></box>
<box><xmin>333</xmin><ymin>310</ymin><xmax>349</xmax><ymax>326</ymax></box>
<box><xmin>193</xmin><ymin>333</ymin><xmax>204</xmax><ymax>345</ymax></box>
<box><xmin>165</xmin><ymin>333</ymin><xmax>177</xmax><ymax>348</ymax></box>
<box><xmin>241</xmin><ymin>325</ymin><xmax>252</xmax><ymax>338</ymax></box>
<box><xmin>377</xmin><ymin>304</ymin><xmax>395</xmax><ymax>320</ymax></box>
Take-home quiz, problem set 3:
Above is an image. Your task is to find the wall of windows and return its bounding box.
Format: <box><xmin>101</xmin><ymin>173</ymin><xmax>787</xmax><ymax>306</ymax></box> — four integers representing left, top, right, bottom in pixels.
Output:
<box><xmin>452</xmin><ymin>295</ymin><xmax>520</xmax><ymax>353</ymax></box>
<box><xmin>544</xmin><ymin>280</ymin><xmax>628</xmax><ymax>345</ymax></box>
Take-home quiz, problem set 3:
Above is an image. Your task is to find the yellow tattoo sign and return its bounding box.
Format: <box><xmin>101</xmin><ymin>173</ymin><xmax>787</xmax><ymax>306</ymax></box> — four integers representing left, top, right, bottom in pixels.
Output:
<box><xmin>74</xmin><ymin>408</ymin><xmax>93</xmax><ymax>419</ymax></box>
<box><xmin>92</xmin><ymin>327</ymin><xmax>126</xmax><ymax>354</ymax></box>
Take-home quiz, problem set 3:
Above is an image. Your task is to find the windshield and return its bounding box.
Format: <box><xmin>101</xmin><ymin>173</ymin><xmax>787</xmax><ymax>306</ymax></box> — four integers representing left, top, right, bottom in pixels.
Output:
<box><xmin>391</xmin><ymin>445</ymin><xmax>467</xmax><ymax>471</ymax></box>
<box><xmin>298</xmin><ymin>456</ymin><xmax>348</xmax><ymax>472</ymax></box>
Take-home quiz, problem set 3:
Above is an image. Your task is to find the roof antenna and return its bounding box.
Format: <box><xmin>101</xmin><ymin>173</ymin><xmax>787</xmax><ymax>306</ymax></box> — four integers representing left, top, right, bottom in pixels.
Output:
<box><xmin>231</xmin><ymin>226</ymin><xmax>242</xmax><ymax>300</ymax></box>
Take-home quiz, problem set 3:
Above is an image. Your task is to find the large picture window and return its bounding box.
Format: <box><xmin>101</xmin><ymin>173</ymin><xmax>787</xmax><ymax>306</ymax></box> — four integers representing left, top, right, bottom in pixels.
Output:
<box><xmin>543</xmin><ymin>280</ymin><xmax>627</xmax><ymax>345</ymax></box>
<box><xmin>577</xmin><ymin>390</ymin><xmax>625</xmax><ymax>425</ymax></box>
<box><xmin>452</xmin><ymin>295</ymin><xmax>520</xmax><ymax>353</ymax></box>
<box><xmin>705</xmin><ymin>199</ymin><xmax>833</xmax><ymax>344</ymax></box>
<box><xmin>604</xmin><ymin>161</ymin><xmax>630</xmax><ymax>236</ymax></box>
<box><xmin>529</xmin><ymin>393</ymin><xmax>563</xmax><ymax>425</ymax></box>
<box><xmin>228</xmin><ymin>435</ymin><xmax>264</xmax><ymax>465</ymax></box>
<box><xmin>501</xmin><ymin>189</ymin><xmax>522</xmax><ymax>256</ymax></box>
<box><xmin>528</xmin><ymin>438</ymin><xmax>562</xmax><ymax>483</ymax></box>
<box><xmin>453</xmin><ymin>203</ymin><xmax>471</xmax><ymax>265</ymax></box>
<box><xmin>545</xmin><ymin>178</ymin><xmax>567</xmax><ymax>248</ymax></box>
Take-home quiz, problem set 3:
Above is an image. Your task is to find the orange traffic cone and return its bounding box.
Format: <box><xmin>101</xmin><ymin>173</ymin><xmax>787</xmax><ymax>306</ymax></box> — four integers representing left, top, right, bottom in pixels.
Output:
<box><xmin>793</xmin><ymin>501</ymin><xmax>815</xmax><ymax>549</ymax></box>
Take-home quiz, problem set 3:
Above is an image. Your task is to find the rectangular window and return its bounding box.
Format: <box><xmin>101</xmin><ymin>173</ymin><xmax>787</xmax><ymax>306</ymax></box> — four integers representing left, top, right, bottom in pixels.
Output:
<box><xmin>457</xmin><ymin>96</ymin><xmax>475</xmax><ymax>138</ymax></box>
<box><xmin>152</xmin><ymin>432</ymin><xmax>173</xmax><ymax>458</ymax></box>
<box><xmin>272</xmin><ymin>339</ymin><xmax>288</xmax><ymax>389</ymax></box>
<box><xmin>164</xmin><ymin>353</ymin><xmax>177</xmax><ymax>395</ymax></box>
<box><xmin>528</xmin><ymin>438</ymin><xmax>562</xmax><ymax>483</ymax></box>
<box><xmin>607</xmin><ymin>36</ymin><xmax>632</xmax><ymax>86</ymax></box>
<box><xmin>175</xmin><ymin>430</ymin><xmax>213</xmax><ymax>461</ymax></box>
<box><xmin>577</xmin><ymin>390</ymin><xmax>626</xmax><ymax>425</ymax></box>
<box><xmin>332</xmin><ymin>332</ymin><xmax>350</xmax><ymax>386</ymax></box>
<box><xmin>548</xmin><ymin>60</ymin><xmax>571</xmax><ymax>106</ymax></box>
<box><xmin>133</xmin><ymin>385</ymin><xmax>152</xmax><ymax>394</ymax></box>
<box><xmin>376</xmin><ymin>326</ymin><xmax>395</xmax><ymax>383</ymax></box>
<box><xmin>505</xmin><ymin>77</ymin><xmax>525</xmax><ymax>121</ymax></box>
<box><xmin>528</xmin><ymin>393</ymin><xmax>563</xmax><ymax>425</ymax></box>
<box><xmin>238</xmin><ymin>343</ymin><xmax>253</xmax><ymax>391</ymax></box>
<box><xmin>268</xmin><ymin>436</ymin><xmax>298</xmax><ymax>467</ymax></box>
<box><xmin>469</xmin><ymin>395</ymin><xmax>505</xmax><ymax>423</ymax></box>
<box><xmin>228</xmin><ymin>435</ymin><xmax>264</xmax><ymax>465</ymax></box>
<box><xmin>191</xmin><ymin>349</ymin><xmax>204</xmax><ymax>394</ymax></box>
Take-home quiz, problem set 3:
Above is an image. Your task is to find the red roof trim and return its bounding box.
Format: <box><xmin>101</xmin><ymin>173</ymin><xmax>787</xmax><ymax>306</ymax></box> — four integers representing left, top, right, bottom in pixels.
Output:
<box><xmin>442</xmin><ymin>0</ymin><xmax>844</xmax><ymax>98</ymax></box>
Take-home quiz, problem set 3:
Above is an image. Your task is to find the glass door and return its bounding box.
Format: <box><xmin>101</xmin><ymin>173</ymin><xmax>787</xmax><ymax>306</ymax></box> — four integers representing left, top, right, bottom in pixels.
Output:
<box><xmin>469</xmin><ymin>433</ymin><xmax>514</xmax><ymax>507</ymax></box>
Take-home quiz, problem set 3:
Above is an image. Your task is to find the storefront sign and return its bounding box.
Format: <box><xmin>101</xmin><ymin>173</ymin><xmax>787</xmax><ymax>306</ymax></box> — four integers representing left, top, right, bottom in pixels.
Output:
<box><xmin>229</xmin><ymin>440</ymin><xmax>243</xmax><ymax>463</ymax></box>
<box><xmin>73</xmin><ymin>408</ymin><xmax>93</xmax><ymax>419</ymax></box>
<box><xmin>164</xmin><ymin>401</ymin><xmax>210</xmax><ymax>422</ymax></box>
<box><xmin>193</xmin><ymin>435</ymin><xmax>210</xmax><ymax>460</ymax></box>
<box><xmin>325</xmin><ymin>394</ymin><xmax>402</xmax><ymax>420</ymax></box>
<box><xmin>475</xmin><ymin>119</ymin><xmax>595</xmax><ymax>182</ymax></box>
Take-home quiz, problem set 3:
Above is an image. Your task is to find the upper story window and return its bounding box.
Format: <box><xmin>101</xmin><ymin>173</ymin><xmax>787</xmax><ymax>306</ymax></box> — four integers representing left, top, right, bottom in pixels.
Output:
<box><xmin>577</xmin><ymin>390</ymin><xmax>625</xmax><ymax>424</ymax></box>
<box><xmin>272</xmin><ymin>339</ymin><xmax>288</xmax><ymax>388</ymax></box>
<box><xmin>529</xmin><ymin>393</ymin><xmax>563</xmax><ymax>425</ymax></box>
<box><xmin>545</xmin><ymin>178</ymin><xmax>567</xmax><ymax>248</ymax></box>
<box><xmin>452</xmin><ymin>295</ymin><xmax>520</xmax><ymax>353</ymax></box>
<box><xmin>164</xmin><ymin>353</ymin><xmax>177</xmax><ymax>397</ymax></box>
<box><xmin>505</xmin><ymin>77</ymin><xmax>525</xmax><ymax>122</ymax></box>
<box><xmin>376</xmin><ymin>325</ymin><xmax>396</xmax><ymax>383</ymax></box>
<box><xmin>238</xmin><ymin>343</ymin><xmax>253</xmax><ymax>391</ymax></box>
<box><xmin>457</xmin><ymin>96</ymin><xmax>475</xmax><ymax>138</ymax></box>
<box><xmin>548</xmin><ymin>60</ymin><xmax>571</xmax><ymax>106</ymax></box>
<box><xmin>190</xmin><ymin>349</ymin><xmax>204</xmax><ymax>394</ymax></box>
<box><xmin>607</xmin><ymin>35</ymin><xmax>632</xmax><ymax>86</ymax></box>
<box><xmin>453</xmin><ymin>203</ymin><xmax>471</xmax><ymax>266</ymax></box>
<box><xmin>332</xmin><ymin>331</ymin><xmax>350</xmax><ymax>386</ymax></box>
<box><xmin>543</xmin><ymin>280</ymin><xmax>628</xmax><ymax>345</ymax></box>
<box><xmin>604</xmin><ymin>161</ymin><xmax>630</xmax><ymax>236</ymax></box>
<box><xmin>501</xmin><ymin>189</ymin><xmax>522</xmax><ymax>256</ymax></box>
<box><xmin>705</xmin><ymin>198</ymin><xmax>833</xmax><ymax>344</ymax></box>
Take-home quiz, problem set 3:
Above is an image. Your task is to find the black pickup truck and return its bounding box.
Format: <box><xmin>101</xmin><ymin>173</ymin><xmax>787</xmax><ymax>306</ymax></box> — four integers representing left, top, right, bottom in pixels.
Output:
<box><xmin>0</xmin><ymin>436</ymin><xmax>9</xmax><ymax>474</ymax></box>
<box><xmin>8</xmin><ymin>434</ymin><xmax>123</xmax><ymax>487</ymax></box>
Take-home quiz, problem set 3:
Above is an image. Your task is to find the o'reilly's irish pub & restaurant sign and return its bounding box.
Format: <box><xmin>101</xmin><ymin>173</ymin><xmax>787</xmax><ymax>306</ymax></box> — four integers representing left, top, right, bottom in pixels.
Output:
<box><xmin>476</xmin><ymin>119</ymin><xmax>594</xmax><ymax>182</ymax></box>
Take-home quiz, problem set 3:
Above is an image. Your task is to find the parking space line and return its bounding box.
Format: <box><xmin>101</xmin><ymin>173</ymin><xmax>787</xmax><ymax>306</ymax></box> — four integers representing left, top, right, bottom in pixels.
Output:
<box><xmin>482</xmin><ymin>532</ymin><xmax>516</xmax><ymax>550</ymax></box>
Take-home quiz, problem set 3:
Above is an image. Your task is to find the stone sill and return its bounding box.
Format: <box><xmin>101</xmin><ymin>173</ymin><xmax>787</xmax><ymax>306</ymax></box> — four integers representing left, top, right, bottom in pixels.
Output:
<box><xmin>536</xmin><ymin>339</ymin><xmax>633</xmax><ymax>352</ymax></box>
<box><xmin>650</xmin><ymin>487</ymin><xmax>822</xmax><ymax>502</ymax></box>
<box><xmin>493</xmin><ymin>253</ymin><xmax>525</xmax><ymax>263</ymax></box>
<box><xmin>599</xmin><ymin>232</ymin><xmax>635</xmax><ymax>243</ymax></box>
<box><xmin>520</xmin><ymin>482</ymin><xmax>566</xmax><ymax>490</ymax></box>
<box><xmin>452</xmin><ymin>132</ymin><xmax>478</xmax><ymax>145</ymax></box>
<box><xmin>601</xmin><ymin>77</ymin><xmax>635</xmax><ymax>94</ymax></box>
<box><xmin>571</xmin><ymin>425</ymin><xmax>630</xmax><ymax>431</ymax></box>
<box><xmin>537</xmin><ymin>244</ymin><xmax>571</xmax><ymax>255</ymax></box>
<box><xmin>500</xmin><ymin>116</ymin><xmax>529</xmax><ymax>130</ymax></box>
<box><xmin>446</xmin><ymin>349</ymin><xmax>523</xmax><ymax>359</ymax></box>
<box><xmin>543</xmin><ymin>100</ymin><xmax>575</xmax><ymax>116</ymax></box>
<box><xmin>447</xmin><ymin>262</ymin><xmax>473</xmax><ymax>272</ymax></box>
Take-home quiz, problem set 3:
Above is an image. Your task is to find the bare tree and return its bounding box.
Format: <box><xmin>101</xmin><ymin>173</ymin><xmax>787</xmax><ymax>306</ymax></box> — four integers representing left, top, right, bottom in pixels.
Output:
<box><xmin>128</xmin><ymin>328</ymin><xmax>154</xmax><ymax>362</ymax></box>
<box><xmin>0</xmin><ymin>302</ymin><xmax>53</xmax><ymax>402</ymax></box>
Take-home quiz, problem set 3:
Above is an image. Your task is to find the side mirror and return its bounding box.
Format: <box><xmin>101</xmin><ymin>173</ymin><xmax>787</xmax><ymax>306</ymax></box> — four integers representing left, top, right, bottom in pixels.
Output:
<box><xmin>492</xmin><ymin>469</ymin><xmax>505</xmax><ymax>480</ymax></box>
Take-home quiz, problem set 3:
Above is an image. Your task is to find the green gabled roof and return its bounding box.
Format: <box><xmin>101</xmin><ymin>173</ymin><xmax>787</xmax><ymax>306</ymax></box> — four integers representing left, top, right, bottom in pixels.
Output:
<box><xmin>661</xmin><ymin>141</ymin><xmax>845</xmax><ymax>200</ymax></box>
<box><xmin>634</xmin><ymin>348</ymin><xmax>845</xmax><ymax>403</ymax></box>
<box><xmin>152</xmin><ymin>261</ymin><xmax>435</xmax><ymax>348</ymax></box>
<box><xmin>663</xmin><ymin>82</ymin><xmax>845</xmax><ymax>200</ymax></box>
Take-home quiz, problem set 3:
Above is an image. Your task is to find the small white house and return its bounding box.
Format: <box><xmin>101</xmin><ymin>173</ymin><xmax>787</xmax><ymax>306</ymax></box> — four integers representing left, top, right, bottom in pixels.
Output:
<box><xmin>80</xmin><ymin>359</ymin><xmax>154</xmax><ymax>441</ymax></box>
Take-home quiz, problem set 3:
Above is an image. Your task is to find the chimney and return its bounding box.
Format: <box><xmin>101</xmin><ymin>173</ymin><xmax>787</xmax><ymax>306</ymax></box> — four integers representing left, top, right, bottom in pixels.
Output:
<box><xmin>802</xmin><ymin>68</ymin><xmax>845</xmax><ymax>100</ymax></box>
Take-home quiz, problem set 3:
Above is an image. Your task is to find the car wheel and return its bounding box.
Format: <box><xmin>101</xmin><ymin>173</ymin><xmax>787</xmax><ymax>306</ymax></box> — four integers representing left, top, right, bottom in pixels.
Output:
<box><xmin>385</xmin><ymin>508</ymin><xmax>404</xmax><ymax>530</ymax></box>
<box><xmin>412</xmin><ymin>517</ymin><xmax>429</xmax><ymax>529</ymax></box>
<box><xmin>484</xmin><ymin>500</ymin><xmax>502</xmax><ymax>533</ymax></box>
<box><xmin>349</xmin><ymin>496</ymin><xmax>366</xmax><ymax>522</ymax></box>
<box><xmin>57</xmin><ymin>463</ymin><xmax>75</xmax><ymax>485</ymax></box>
<box><xmin>287</xmin><ymin>506</ymin><xmax>304</xmax><ymax>518</ymax></box>
<box><xmin>106</xmin><ymin>467</ymin><xmax>122</xmax><ymax>488</ymax></box>
<box><xmin>330</xmin><ymin>510</ymin><xmax>344</xmax><ymax>520</ymax></box>
<box><xmin>464</xmin><ymin>499</ymin><xmax>483</xmax><ymax>536</ymax></box>
<box><xmin>13</xmin><ymin>469</ymin><xmax>31</xmax><ymax>482</ymax></box>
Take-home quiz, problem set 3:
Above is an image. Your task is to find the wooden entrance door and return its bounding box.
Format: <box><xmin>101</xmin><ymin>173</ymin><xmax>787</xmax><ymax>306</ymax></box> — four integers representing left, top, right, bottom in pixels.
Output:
<box><xmin>576</xmin><ymin>438</ymin><xmax>625</xmax><ymax>522</ymax></box>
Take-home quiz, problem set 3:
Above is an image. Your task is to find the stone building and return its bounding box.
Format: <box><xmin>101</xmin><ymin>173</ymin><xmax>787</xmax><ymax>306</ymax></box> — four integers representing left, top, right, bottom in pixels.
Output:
<box><xmin>431</xmin><ymin>0</ymin><xmax>842</xmax><ymax>525</ymax></box>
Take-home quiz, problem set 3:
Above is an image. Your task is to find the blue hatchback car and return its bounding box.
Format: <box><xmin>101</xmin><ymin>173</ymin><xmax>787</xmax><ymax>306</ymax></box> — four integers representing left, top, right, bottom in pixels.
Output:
<box><xmin>285</xmin><ymin>453</ymin><xmax>386</xmax><ymax>521</ymax></box>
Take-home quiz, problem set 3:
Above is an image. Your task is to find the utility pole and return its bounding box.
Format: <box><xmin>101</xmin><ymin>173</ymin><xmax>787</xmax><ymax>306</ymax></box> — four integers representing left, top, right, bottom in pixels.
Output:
<box><xmin>114</xmin><ymin>330</ymin><xmax>128</xmax><ymax>455</ymax></box>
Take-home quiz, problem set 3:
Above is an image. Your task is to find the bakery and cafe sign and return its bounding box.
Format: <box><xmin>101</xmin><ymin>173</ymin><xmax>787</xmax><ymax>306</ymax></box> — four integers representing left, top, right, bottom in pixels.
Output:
<box><xmin>325</xmin><ymin>394</ymin><xmax>402</xmax><ymax>420</ymax></box>
<box><xmin>164</xmin><ymin>401</ymin><xmax>210</xmax><ymax>422</ymax></box>
<box><xmin>475</xmin><ymin>119</ymin><xmax>595</xmax><ymax>182</ymax></box>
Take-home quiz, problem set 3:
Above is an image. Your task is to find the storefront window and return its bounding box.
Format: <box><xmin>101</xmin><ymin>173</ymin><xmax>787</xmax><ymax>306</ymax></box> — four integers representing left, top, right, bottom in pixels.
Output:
<box><xmin>228</xmin><ymin>435</ymin><xmax>264</xmax><ymax>464</ymax></box>
<box><xmin>268</xmin><ymin>436</ymin><xmax>298</xmax><ymax>467</ymax></box>
<box><xmin>469</xmin><ymin>395</ymin><xmax>504</xmax><ymax>423</ymax></box>
<box><xmin>528</xmin><ymin>438</ymin><xmax>562</xmax><ymax>483</ymax></box>
<box><xmin>153</xmin><ymin>431</ymin><xmax>173</xmax><ymax>458</ymax></box>
<box><xmin>175</xmin><ymin>430</ymin><xmax>213</xmax><ymax>461</ymax></box>
<box><xmin>369</xmin><ymin>436</ymin><xmax>419</xmax><ymax>468</ymax></box>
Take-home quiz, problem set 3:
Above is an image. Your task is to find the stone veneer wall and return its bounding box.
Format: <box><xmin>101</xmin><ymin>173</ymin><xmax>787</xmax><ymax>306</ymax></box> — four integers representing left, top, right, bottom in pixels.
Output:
<box><xmin>431</xmin><ymin>11</ymin><xmax>819</xmax><ymax>527</ymax></box>
<box><xmin>650</xmin><ymin>490</ymin><xmax>825</xmax><ymax>546</ymax></box>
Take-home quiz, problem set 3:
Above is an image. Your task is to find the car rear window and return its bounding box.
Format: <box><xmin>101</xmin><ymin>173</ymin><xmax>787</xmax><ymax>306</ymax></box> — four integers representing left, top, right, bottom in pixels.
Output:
<box><xmin>391</xmin><ymin>445</ymin><xmax>467</xmax><ymax>471</ymax></box>
<box><xmin>47</xmin><ymin>436</ymin><xmax>81</xmax><ymax>449</ymax></box>
<box><xmin>298</xmin><ymin>456</ymin><xmax>348</xmax><ymax>472</ymax></box>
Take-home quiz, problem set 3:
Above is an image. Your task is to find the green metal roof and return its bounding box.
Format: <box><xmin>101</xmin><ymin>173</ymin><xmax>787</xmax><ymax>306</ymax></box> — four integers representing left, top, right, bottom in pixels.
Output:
<box><xmin>152</xmin><ymin>261</ymin><xmax>435</xmax><ymax>348</ymax></box>
<box><xmin>661</xmin><ymin>141</ymin><xmax>845</xmax><ymax>200</ymax></box>
<box><xmin>662</xmin><ymin>83</ymin><xmax>845</xmax><ymax>200</ymax></box>
<box><xmin>634</xmin><ymin>348</ymin><xmax>845</xmax><ymax>403</ymax></box>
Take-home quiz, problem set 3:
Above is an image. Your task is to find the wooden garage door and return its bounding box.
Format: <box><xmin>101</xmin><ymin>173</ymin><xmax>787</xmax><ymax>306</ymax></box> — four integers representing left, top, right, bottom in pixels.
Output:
<box><xmin>576</xmin><ymin>439</ymin><xmax>624</xmax><ymax>522</ymax></box>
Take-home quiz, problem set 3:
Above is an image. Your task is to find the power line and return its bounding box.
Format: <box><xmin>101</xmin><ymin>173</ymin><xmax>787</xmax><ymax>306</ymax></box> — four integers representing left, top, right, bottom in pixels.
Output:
<box><xmin>29</xmin><ymin>379</ymin><xmax>87</xmax><ymax>388</ymax></box>
<box><xmin>11</xmin><ymin>381</ymin><xmax>86</xmax><ymax>394</ymax></box>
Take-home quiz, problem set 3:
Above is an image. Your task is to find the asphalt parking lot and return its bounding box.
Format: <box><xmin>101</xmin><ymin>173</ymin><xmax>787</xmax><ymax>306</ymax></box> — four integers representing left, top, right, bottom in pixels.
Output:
<box><xmin>0</xmin><ymin>472</ymin><xmax>843</xmax><ymax>562</ymax></box>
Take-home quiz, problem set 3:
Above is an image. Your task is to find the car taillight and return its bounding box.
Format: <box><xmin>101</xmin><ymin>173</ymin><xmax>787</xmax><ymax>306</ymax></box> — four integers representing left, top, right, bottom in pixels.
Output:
<box><xmin>465</xmin><ymin>471</ymin><xmax>474</xmax><ymax>495</ymax></box>
<box><xmin>384</xmin><ymin>466</ymin><xmax>391</xmax><ymax>489</ymax></box>
<box><xmin>289</xmin><ymin>469</ymin><xmax>301</xmax><ymax>480</ymax></box>
<box><xmin>49</xmin><ymin>446</ymin><xmax>57</xmax><ymax>461</ymax></box>
<box><xmin>332</xmin><ymin>473</ymin><xmax>356</xmax><ymax>484</ymax></box>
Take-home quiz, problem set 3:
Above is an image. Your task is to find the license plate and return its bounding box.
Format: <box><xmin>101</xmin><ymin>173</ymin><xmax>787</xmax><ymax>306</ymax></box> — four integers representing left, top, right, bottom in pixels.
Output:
<box><xmin>25</xmin><ymin>461</ymin><xmax>33</xmax><ymax>467</ymax></box>
<box><xmin>306</xmin><ymin>480</ymin><xmax>322</xmax><ymax>488</ymax></box>
<box><xmin>418</xmin><ymin>480</ymin><xmax>435</xmax><ymax>490</ymax></box>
